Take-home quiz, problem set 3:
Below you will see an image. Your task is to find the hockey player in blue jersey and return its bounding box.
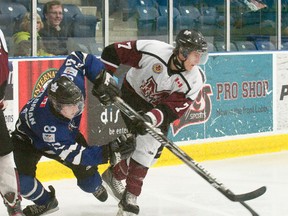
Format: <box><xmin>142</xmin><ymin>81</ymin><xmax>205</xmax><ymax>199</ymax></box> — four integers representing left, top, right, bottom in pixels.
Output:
<box><xmin>11</xmin><ymin>51</ymin><xmax>134</xmax><ymax>216</ymax></box>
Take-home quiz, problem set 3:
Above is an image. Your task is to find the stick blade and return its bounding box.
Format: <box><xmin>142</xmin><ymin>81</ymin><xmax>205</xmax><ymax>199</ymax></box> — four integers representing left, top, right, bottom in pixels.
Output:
<box><xmin>227</xmin><ymin>186</ymin><xmax>267</xmax><ymax>202</ymax></box>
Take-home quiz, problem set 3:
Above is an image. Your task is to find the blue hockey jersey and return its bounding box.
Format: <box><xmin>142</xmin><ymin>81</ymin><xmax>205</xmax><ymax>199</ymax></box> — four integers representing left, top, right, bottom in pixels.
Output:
<box><xmin>15</xmin><ymin>51</ymin><xmax>105</xmax><ymax>166</ymax></box>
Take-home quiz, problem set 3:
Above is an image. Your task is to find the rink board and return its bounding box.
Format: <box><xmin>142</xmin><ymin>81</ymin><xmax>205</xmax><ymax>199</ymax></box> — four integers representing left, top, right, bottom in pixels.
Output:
<box><xmin>4</xmin><ymin>52</ymin><xmax>288</xmax><ymax>181</ymax></box>
<box><xmin>36</xmin><ymin>133</ymin><xmax>288</xmax><ymax>182</ymax></box>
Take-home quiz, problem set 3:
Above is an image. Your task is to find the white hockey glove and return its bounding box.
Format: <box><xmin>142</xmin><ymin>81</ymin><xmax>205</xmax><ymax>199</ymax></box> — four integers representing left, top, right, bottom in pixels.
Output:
<box><xmin>92</xmin><ymin>70</ymin><xmax>120</xmax><ymax>106</ymax></box>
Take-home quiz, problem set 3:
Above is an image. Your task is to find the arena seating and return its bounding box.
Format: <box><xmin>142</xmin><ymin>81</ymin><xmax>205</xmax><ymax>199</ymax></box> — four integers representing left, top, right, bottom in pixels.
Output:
<box><xmin>255</xmin><ymin>40</ymin><xmax>276</xmax><ymax>50</ymax></box>
<box><xmin>214</xmin><ymin>41</ymin><xmax>238</xmax><ymax>52</ymax></box>
<box><xmin>62</xmin><ymin>4</ymin><xmax>98</xmax><ymax>37</ymax></box>
<box><xmin>0</xmin><ymin>2</ymin><xmax>27</xmax><ymax>35</ymax></box>
<box><xmin>0</xmin><ymin>14</ymin><xmax>14</xmax><ymax>37</ymax></box>
<box><xmin>234</xmin><ymin>41</ymin><xmax>257</xmax><ymax>51</ymax></box>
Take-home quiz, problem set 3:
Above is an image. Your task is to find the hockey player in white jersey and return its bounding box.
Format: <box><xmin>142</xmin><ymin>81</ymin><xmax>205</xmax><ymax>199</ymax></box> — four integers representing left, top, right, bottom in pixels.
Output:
<box><xmin>93</xmin><ymin>29</ymin><xmax>208</xmax><ymax>215</ymax></box>
<box><xmin>0</xmin><ymin>29</ymin><xmax>25</xmax><ymax>216</ymax></box>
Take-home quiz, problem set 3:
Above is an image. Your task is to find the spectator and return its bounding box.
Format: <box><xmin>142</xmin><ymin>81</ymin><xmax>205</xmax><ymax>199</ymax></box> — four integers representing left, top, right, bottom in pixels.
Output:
<box><xmin>12</xmin><ymin>13</ymin><xmax>52</xmax><ymax>57</ymax></box>
<box><xmin>39</xmin><ymin>1</ymin><xmax>73</xmax><ymax>55</ymax></box>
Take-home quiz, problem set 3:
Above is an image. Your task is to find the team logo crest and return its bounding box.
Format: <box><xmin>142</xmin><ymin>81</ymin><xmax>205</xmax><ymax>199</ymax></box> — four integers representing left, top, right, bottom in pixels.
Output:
<box><xmin>32</xmin><ymin>68</ymin><xmax>57</xmax><ymax>97</ymax></box>
<box><xmin>50</xmin><ymin>83</ymin><xmax>58</xmax><ymax>92</ymax></box>
<box><xmin>140</xmin><ymin>77</ymin><xmax>170</xmax><ymax>106</ymax></box>
<box><xmin>152</xmin><ymin>63</ymin><xmax>163</xmax><ymax>73</ymax></box>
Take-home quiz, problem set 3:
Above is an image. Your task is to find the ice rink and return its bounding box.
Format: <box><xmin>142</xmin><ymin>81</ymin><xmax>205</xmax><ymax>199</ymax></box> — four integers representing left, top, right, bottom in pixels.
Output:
<box><xmin>1</xmin><ymin>151</ymin><xmax>287</xmax><ymax>216</ymax></box>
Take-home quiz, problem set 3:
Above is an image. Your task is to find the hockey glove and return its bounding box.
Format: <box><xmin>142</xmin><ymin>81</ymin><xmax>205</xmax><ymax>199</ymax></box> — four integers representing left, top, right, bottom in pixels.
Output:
<box><xmin>76</xmin><ymin>131</ymin><xmax>88</xmax><ymax>147</ymax></box>
<box><xmin>130</xmin><ymin>114</ymin><xmax>153</xmax><ymax>135</ymax></box>
<box><xmin>109</xmin><ymin>133</ymin><xmax>136</xmax><ymax>158</ymax></box>
<box><xmin>92</xmin><ymin>70</ymin><xmax>120</xmax><ymax>105</ymax></box>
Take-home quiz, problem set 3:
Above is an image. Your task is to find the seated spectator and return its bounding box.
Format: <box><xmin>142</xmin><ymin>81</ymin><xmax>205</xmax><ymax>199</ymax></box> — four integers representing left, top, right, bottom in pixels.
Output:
<box><xmin>12</xmin><ymin>13</ymin><xmax>52</xmax><ymax>57</ymax></box>
<box><xmin>39</xmin><ymin>0</ymin><xmax>73</xmax><ymax>55</ymax></box>
<box><xmin>283</xmin><ymin>26</ymin><xmax>288</xmax><ymax>36</ymax></box>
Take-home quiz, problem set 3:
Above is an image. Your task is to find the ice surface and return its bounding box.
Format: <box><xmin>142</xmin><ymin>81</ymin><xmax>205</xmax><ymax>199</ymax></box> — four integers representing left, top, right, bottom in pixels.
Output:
<box><xmin>1</xmin><ymin>151</ymin><xmax>287</xmax><ymax>216</ymax></box>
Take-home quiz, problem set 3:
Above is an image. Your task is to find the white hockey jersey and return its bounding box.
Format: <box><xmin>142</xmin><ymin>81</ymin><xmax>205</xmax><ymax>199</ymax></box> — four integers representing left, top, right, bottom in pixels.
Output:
<box><xmin>126</xmin><ymin>40</ymin><xmax>204</xmax><ymax>104</ymax></box>
<box><xmin>101</xmin><ymin>40</ymin><xmax>206</xmax><ymax>126</ymax></box>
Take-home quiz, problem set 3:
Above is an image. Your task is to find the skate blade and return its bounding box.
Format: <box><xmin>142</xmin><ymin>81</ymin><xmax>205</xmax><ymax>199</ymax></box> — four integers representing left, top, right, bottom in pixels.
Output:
<box><xmin>42</xmin><ymin>206</ymin><xmax>59</xmax><ymax>215</ymax></box>
<box><xmin>116</xmin><ymin>208</ymin><xmax>137</xmax><ymax>216</ymax></box>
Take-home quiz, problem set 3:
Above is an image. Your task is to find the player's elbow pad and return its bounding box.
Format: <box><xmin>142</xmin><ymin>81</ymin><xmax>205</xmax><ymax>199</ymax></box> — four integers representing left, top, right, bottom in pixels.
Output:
<box><xmin>101</xmin><ymin>44</ymin><xmax>121</xmax><ymax>66</ymax></box>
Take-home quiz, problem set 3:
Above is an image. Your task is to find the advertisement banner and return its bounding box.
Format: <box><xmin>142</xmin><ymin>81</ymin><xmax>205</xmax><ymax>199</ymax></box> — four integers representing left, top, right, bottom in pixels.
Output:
<box><xmin>276</xmin><ymin>53</ymin><xmax>288</xmax><ymax>130</ymax></box>
<box><xmin>18</xmin><ymin>59</ymin><xmax>64</xmax><ymax>110</ymax></box>
<box><xmin>8</xmin><ymin>54</ymin><xmax>274</xmax><ymax>144</ymax></box>
<box><xmin>3</xmin><ymin>61</ymin><xmax>15</xmax><ymax>132</ymax></box>
<box><xmin>17</xmin><ymin>58</ymin><xmax>126</xmax><ymax>145</ymax></box>
<box><xmin>86</xmin><ymin>92</ymin><xmax>128</xmax><ymax>145</ymax></box>
<box><xmin>168</xmin><ymin>54</ymin><xmax>273</xmax><ymax>142</ymax></box>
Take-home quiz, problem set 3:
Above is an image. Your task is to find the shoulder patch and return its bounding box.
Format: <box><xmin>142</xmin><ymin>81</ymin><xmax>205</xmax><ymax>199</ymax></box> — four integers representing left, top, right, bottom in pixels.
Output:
<box><xmin>43</xmin><ymin>133</ymin><xmax>55</xmax><ymax>142</ymax></box>
<box><xmin>152</xmin><ymin>63</ymin><xmax>163</xmax><ymax>73</ymax></box>
<box><xmin>63</xmin><ymin>67</ymin><xmax>78</xmax><ymax>77</ymax></box>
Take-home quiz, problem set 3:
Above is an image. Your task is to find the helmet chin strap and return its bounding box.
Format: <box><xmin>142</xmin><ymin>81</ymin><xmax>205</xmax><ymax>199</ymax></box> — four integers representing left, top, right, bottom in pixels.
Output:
<box><xmin>172</xmin><ymin>54</ymin><xmax>186</xmax><ymax>72</ymax></box>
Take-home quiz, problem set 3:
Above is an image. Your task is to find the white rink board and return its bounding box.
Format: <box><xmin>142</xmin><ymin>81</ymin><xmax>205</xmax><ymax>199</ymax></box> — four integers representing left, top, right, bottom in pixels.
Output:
<box><xmin>276</xmin><ymin>53</ymin><xmax>288</xmax><ymax>130</ymax></box>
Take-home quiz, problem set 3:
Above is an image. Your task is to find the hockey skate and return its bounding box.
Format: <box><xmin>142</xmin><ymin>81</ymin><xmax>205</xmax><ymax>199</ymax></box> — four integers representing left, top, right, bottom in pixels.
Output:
<box><xmin>4</xmin><ymin>192</ymin><xmax>25</xmax><ymax>216</ymax></box>
<box><xmin>102</xmin><ymin>166</ymin><xmax>125</xmax><ymax>201</ymax></box>
<box><xmin>116</xmin><ymin>189</ymin><xmax>139</xmax><ymax>216</ymax></box>
<box><xmin>23</xmin><ymin>185</ymin><xmax>59</xmax><ymax>216</ymax></box>
<box><xmin>93</xmin><ymin>184</ymin><xmax>108</xmax><ymax>202</ymax></box>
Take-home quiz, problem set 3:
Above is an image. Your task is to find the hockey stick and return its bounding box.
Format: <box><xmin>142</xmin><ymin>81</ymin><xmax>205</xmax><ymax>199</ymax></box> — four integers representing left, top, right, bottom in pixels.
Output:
<box><xmin>113</xmin><ymin>96</ymin><xmax>266</xmax><ymax>215</ymax></box>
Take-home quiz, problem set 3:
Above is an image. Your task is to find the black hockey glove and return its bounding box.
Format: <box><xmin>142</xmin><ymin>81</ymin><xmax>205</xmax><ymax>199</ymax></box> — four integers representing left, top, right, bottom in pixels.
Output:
<box><xmin>130</xmin><ymin>114</ymin><xmax>153</xmax><ymax>136</ymax></box>
<box><xmin>75</xmin><ymin>131</ymin><xmax>88</xmax><ymax>147</ymax></box>
<box><xmin>109</xmin><ymin>133</ymin><xmax>136</xmax><ymax>158</ymax></box>
<box><xmin>92</xmin><ymin>70</ymin><xmax>120</xmax><ymax>105</ymax></box>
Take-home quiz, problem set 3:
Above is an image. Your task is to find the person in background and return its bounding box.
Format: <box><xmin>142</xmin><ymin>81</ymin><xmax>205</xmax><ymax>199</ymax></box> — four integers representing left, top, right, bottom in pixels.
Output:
<box><xmin>0</xmin><ymin>29</ymin><xmax>25</xmax><ymax>216</ymax></box>
<box><xmin>11</xmin><ymin>51</ymin><xmax>135</xmax><ymax>216</ymax></box>
<box><xmin>39</xmin><ymin>0</ymin><xmax>73</xmax><ymax>55</ymax></box>
<box><xmin>12</xmin><ymin>13</ymin><xmax>52</xmax><ymax>57</ymax></box>
<box><xmin>93</xmin><ymin>29</ymin><xmax>208</xmax><ymax>216</ymax></box>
